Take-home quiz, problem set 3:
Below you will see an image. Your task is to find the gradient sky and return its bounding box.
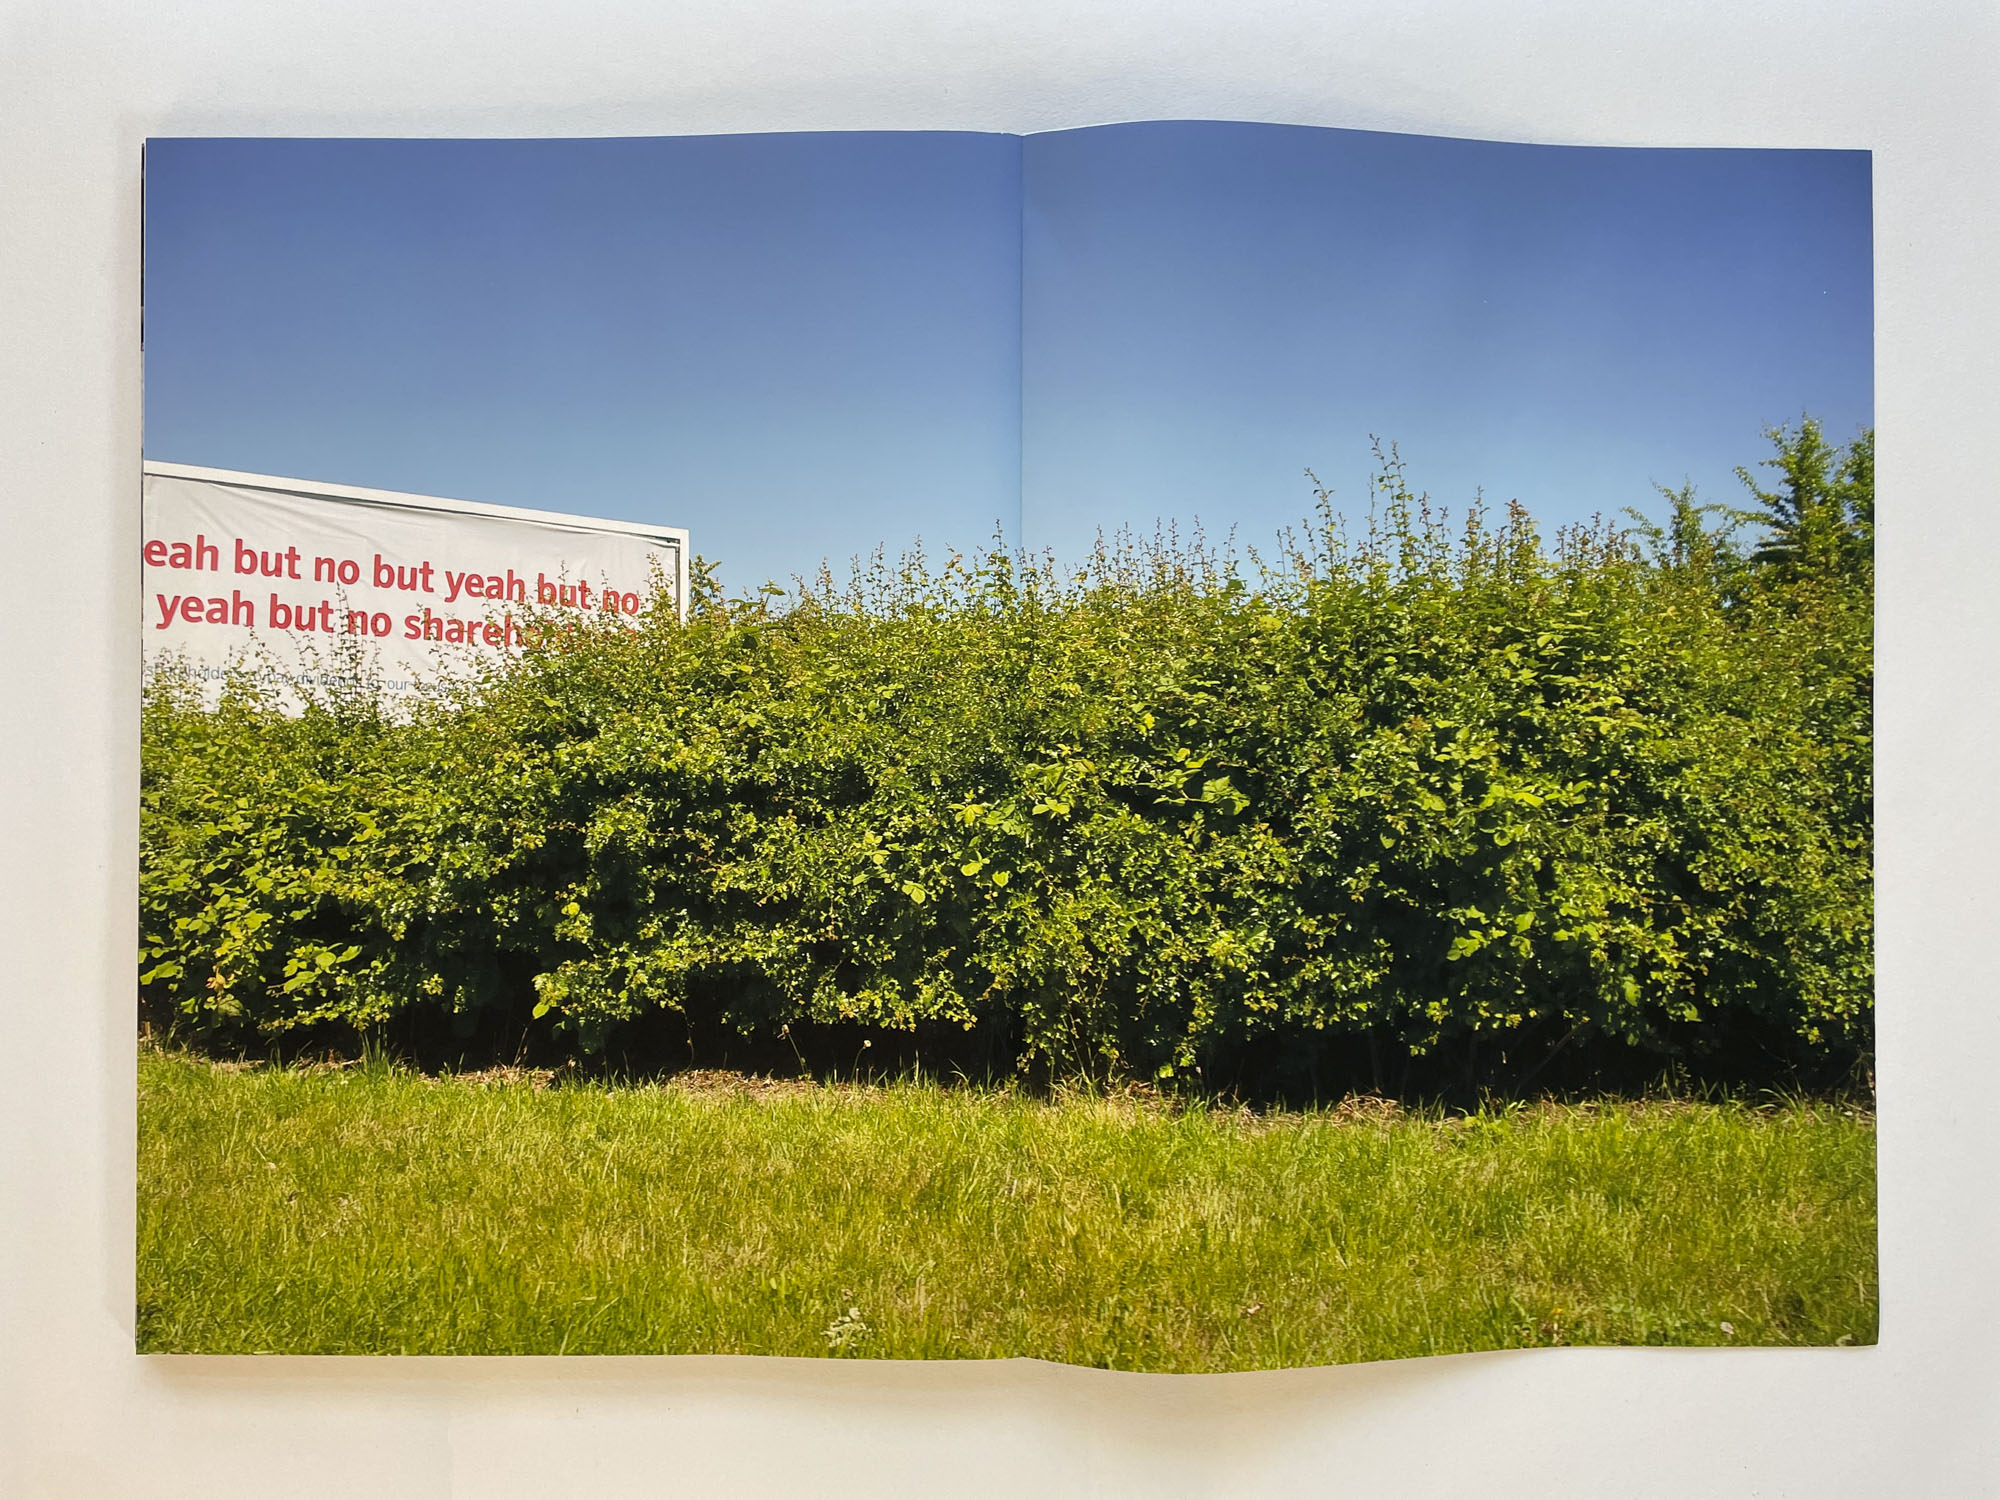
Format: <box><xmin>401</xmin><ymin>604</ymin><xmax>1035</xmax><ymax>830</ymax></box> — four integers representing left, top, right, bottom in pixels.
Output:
<box><xmin>143</xmin><ymin>126</ymin><xmax>1872</xmax><ymax>591</ymax></box>
<box><xmin>1023</xmin><ymin>123</ymin><xmax>1872</xmax><ymax>565</ymax></box>
<box><xmin>143</xmin><ymin>133</ymin><xmax>1024</xmax><ymax>594</ymax></box>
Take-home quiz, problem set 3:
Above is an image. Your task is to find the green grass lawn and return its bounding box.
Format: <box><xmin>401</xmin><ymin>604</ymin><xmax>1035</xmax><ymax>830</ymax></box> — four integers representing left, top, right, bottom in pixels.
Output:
<box><xmin>136</xmin><ymin>1048</ymin><xmax>1876</xmax><ymax>1368</ymax></box>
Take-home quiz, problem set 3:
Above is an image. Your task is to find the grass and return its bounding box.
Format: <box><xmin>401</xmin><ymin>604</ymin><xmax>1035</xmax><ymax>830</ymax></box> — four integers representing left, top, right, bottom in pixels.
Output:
<box><xmin>136</xmin><ymin>1048</ymin><xmax>1877</xmax><ymax>1368</ymax></box>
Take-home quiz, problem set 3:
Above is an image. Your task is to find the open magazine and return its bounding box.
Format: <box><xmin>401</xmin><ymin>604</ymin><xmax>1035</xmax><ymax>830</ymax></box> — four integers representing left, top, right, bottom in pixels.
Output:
<box><xmin>137</xmin><ymin>123</ymin><xmax>1875</xmax><ymax>1366</ymax></box>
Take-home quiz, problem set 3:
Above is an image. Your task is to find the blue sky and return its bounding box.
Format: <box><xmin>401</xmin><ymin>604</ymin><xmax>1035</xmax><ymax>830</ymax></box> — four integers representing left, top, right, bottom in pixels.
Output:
<box><xmin>1023</xmin><ymin>123</ymin><xmax>1872</xmax><ymax>565</ymax></box>
<box><xmin>144</xmin><ymin>134</ymin><xmax>1024</xmax><ymax>594</ymax></box>
<box><xmin>143</xmin><ymin>126</ymin><xmax>1871</xmax><ymax>591</ymax></box>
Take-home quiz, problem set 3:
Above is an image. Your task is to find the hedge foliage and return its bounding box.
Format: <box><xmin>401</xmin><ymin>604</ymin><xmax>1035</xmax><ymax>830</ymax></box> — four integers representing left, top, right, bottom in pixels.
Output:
<box><xmin>140</xmin><ymin>431</ymin><xmax>1873</xmax><ymax>1089</ymax></box>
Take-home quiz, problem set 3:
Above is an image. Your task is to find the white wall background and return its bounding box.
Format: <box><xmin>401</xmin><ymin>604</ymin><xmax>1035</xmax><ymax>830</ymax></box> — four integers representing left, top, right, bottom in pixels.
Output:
<box><xmin>3</xmin><ymin>2</ymin><xmax>1995</xmax><ymax>1494</ymax></box>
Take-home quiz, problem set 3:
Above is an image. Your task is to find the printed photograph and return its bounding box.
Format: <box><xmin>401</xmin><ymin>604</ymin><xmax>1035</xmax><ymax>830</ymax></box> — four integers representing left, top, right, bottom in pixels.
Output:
<box><xmin>137</xmin><ymin>124</ymin><xmax>1875</xmax><ymax>1367</ymax></box>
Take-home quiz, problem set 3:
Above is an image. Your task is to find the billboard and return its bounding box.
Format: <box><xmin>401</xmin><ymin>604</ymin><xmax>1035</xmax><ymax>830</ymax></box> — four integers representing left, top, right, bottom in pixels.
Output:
<box><xmin>142</xmin><ymin>462</ymin><xmax>688</xmax><ymax>702</ymax></box>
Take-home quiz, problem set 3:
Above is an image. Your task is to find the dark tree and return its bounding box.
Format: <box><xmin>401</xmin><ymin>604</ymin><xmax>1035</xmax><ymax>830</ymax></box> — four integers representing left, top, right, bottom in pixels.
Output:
<box><xmin>1736</xmin><ymin>418</ymin><xmax>1874</xmax><ymax>583</ymax></box>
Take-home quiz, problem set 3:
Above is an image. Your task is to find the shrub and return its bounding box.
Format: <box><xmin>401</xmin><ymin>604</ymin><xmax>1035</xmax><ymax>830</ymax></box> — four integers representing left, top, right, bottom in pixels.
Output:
<box><xmin>140</xmin><ymin>438</ymin><xmax>1873</xmax><ymax>1092</ymax></box>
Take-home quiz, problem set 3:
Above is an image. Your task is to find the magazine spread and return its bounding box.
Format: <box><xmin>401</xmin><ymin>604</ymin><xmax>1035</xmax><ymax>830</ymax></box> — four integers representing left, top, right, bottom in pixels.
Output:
<box><xmin>136</xmin><ymin>123</ymin><xmax>1876</xmax><ymax>1366</ymax></box>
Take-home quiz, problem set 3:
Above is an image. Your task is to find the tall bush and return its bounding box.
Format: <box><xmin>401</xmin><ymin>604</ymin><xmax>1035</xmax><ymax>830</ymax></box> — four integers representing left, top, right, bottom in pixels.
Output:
<box><xmin>140</xmin><ymin>435</ymin><xmax>1873</xmax><ymax>1090</ymax></box>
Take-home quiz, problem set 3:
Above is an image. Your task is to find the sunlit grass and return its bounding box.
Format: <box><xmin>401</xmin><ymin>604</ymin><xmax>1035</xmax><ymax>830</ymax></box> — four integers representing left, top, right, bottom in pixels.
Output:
<box><xmin>137</xmin><ymin>1048</ymin><xmax>1876</xmax><ymax>1368</ymax></box>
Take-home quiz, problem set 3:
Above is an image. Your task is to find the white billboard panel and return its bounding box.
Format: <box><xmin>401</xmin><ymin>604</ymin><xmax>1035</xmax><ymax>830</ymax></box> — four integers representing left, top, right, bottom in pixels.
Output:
<box><xmin>142</xmin><ymin>462</ymin><xmax>687</xmax><ymax>704</ymax></box>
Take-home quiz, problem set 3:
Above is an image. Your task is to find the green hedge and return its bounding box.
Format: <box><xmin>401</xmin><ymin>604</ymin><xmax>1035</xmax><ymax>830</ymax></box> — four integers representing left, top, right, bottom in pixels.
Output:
<box><xmin>140</xmin><ymin>440</ymin><xmax>1873</xmax><ymax>1088</ymax></box>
